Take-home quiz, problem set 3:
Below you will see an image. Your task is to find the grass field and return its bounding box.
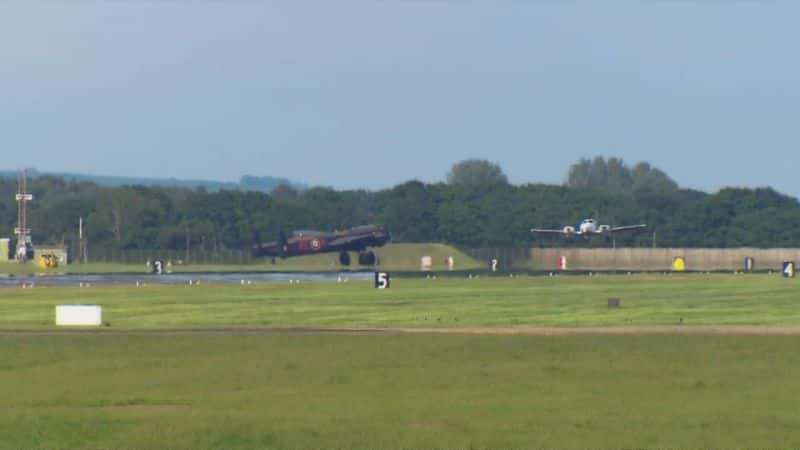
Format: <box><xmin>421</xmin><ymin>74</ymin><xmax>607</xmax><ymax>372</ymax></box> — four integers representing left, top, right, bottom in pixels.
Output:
<box><xmin>2</xmin><ymin>333</ymin><xmax>799</xmax><ymax>449</ymax></box>
<box><xmin>2</xmin><ymin>274</ymin><xmax>799</xmax><ymax>449</ymax></box>
<box><xmin>0</xmin><ymin>243</ymin><xmax>483</xmax><ymax>276</ymax></box>
<box><xmin>0</xmin><ymin>274</ymin><xmax>799</xmax><ymax>329</ymax></box>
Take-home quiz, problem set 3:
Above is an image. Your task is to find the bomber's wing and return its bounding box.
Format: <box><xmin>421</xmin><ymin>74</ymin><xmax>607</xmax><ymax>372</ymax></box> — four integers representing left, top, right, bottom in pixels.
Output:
<box><xmin>610</xmin><ymin>224</ymin><xmax>647</xmax><ymax>233</ymax></box>
<box><xmin>327</xmin><ymin>234</ymin><xmax>369</xmax><ymax>247</ymax></box>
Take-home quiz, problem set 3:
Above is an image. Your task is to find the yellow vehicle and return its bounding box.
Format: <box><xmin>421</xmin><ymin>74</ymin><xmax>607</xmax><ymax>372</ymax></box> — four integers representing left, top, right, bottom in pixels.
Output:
<box><xmin>38</xmin><ymin>253</ymin><xmax>59</xmax><ymax>270</ymax></box>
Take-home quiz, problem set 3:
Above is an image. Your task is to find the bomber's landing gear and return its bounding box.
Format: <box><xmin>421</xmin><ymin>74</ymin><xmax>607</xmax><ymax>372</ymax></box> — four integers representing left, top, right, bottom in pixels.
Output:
<box><xmin>358</xmin><ymin>251</ymin><xmax>376</xmax><ymax>266</ymax></box>
<box><xmin>339</xmin><ymin>251</ymin><xmax>351</xmax><ymax>266</ymax></box>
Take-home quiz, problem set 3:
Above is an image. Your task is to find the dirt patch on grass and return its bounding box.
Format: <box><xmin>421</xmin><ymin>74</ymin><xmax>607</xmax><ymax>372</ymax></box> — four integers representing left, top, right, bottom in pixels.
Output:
<box><xmin>3</xmin><ymin>326</ymin><xmax>800</xmax><ymax>335</ymax></box>
<box><xmin>382</xmin><ymin>326</ymin><xmax>800</xmax><ymax>335</ymax></box>
<box><xmin>98</xmin><ymin>403</ymin><xmax>191</xmax><ymax>410</ymax></box>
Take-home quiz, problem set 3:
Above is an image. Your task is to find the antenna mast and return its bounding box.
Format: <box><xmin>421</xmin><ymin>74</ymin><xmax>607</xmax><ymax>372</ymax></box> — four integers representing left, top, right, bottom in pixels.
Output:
<box><xmin>14</xmin><ymin>169</ymin><xmax>34</xmax><ymax>262</ymax></box>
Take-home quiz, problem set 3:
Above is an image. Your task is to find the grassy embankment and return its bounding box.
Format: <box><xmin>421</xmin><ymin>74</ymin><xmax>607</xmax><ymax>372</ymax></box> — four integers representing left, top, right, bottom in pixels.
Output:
<box><xmin>1</xmin><ymin>274</ymin><xmax>799</xmax><ymax>328</ymax></box>
<box><xmin>1</xmin><ymin>333</ymin><xmax>799</xmax><ymax>449</ymax></box>
<box><xmin>0</xmin><ymin>243</ymin><xmax>481</xmax><ymax>275</ymax></box>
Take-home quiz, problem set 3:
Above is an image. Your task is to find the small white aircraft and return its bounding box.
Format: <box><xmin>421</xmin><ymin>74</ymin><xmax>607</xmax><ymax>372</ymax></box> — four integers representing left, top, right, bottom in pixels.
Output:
<box><xmin>531</xmin><ymin>218</ymin><xmax>646</xmax><ymax>237</ymax></box>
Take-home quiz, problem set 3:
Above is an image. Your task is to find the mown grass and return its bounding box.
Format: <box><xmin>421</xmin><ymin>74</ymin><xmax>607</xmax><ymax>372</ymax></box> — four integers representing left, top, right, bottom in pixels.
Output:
<box><xmin>1</xmin><ymin>333</ymin><xmax>799</xmax><ymax>449</ymax></box>
<box><xmin>0</xmin><ymin>274</ymin><xmax>799</xmax><ymax>328</ymax></box>
<box><xmin>0</xmin><ymin>243</ymin><xmax>482</xmax><ymax>275</ymax></box>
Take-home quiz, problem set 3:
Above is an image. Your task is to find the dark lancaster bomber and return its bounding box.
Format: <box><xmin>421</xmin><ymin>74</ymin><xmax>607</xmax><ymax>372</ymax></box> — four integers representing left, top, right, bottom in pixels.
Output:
<box><xmin>252</xmin><ymin>225</ymin><xmax>391</xmax><ymax>266</ymax></box>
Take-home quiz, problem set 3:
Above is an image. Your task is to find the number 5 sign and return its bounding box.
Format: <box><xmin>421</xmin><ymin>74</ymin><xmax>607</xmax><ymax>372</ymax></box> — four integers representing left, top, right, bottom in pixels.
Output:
<box><xmin>374</xmin><ymin>272</ymin><xmax>390</xmax><ymax>289</ymax></box>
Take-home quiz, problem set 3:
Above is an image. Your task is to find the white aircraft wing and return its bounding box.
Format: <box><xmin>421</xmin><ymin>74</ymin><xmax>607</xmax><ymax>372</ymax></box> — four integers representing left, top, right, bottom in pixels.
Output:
<box><xmin>531</xmin><ymin>228</ymin><xmax>584</xmax><ymax>235</ymax></box>
<box><xmin>531</xmin><ymin>228</ymin><xmax>568</xmax><ymax>234</ymax></box>
<box><xmin>609</xmin><ymin>224</ymin><xmax>647</xmax><ymax>233</ymax></box>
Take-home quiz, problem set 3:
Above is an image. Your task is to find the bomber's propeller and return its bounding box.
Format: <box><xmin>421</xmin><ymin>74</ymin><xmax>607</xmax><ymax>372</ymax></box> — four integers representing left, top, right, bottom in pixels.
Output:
<box><xmin>277</xmin><ymin>231</ymin><xmax>289</xmax><ymax>257</ymax></box>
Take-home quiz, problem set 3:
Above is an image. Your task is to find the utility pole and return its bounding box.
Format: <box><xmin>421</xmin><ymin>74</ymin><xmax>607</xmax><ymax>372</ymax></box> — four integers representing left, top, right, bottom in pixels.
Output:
<box><xmin>185</xmin><ymin>225</ymin><xmax>190</xmax><ymax>263</ymax></box>
<box><xmin>78</xmin><ymin>217</ymin><xmax>82</xmax><ymax>264</ymax></box>
<box><xmin>78</xmin><ymin>217</ymin><xmax>88</xmax><ymax>264</ymax></box>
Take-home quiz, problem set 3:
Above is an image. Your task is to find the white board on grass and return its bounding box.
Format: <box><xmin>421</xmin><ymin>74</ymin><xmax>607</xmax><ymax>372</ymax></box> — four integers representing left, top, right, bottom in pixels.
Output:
<box><xmin>56</xmin><ymin>305</ymin><xmax>102</xmax><ymax>326</ymax></box>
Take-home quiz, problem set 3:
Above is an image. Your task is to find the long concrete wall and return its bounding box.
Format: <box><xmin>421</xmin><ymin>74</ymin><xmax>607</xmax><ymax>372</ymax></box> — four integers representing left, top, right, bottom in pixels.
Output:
<box><xmin>530</xmin><ymin>248</ymin><xmax>800</xmax><ymax>271</ymax></box>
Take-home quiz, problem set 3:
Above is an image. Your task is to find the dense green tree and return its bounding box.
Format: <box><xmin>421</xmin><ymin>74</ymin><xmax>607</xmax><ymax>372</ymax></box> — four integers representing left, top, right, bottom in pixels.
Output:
<box><xmin>567</xmin><ymin>157</ymin><xmax>678</xmax><ymax>195</ymax></box>
<box><xmin>446</xmin><ymin>159</ymin><xmax>508</xmax><ymax>187</ymax></box>
<box><xmin>2</xmin><ymin>159</ymin><xmax>800</xmax><ymax>253</ymax></box>
<box><xmin>378</xmin><ymin>181</ymin><xmax>438</xmax><ymax>242</ymax></box>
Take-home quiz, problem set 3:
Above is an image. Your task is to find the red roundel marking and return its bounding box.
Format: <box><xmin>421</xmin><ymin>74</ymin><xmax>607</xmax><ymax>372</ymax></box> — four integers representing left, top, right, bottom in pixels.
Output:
<box><xmin>310</xmin><ymin>239</ymin><xmax>321</xmax><ymax>250</ymax></box>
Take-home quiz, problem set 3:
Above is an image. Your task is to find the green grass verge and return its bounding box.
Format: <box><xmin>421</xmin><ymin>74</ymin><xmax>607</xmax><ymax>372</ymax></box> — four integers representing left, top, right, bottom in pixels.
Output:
<box><xmin>1</xmin><ymin>274</ymin><xmax>799</xmax><ymax>328</ymax></box>
<box><xmin>0</xmin><ymin>243</ymin><xmax>482</xmax><ymax>275</ymax></box>
<box><xmin>1</xmin><ymin>333</ymin><xmax>799</xmax><ymax>449</ymax></box>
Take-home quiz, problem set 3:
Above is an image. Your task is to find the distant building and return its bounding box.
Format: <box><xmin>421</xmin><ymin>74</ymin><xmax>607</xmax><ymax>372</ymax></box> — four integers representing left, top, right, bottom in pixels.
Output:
<box><xmin>0</xmin><ymin>238</ymin><xmax>9</xmax><ymax>262</ymax></box>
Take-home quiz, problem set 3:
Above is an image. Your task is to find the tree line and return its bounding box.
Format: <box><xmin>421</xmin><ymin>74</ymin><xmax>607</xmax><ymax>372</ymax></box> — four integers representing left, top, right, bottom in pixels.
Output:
<box><xmin>1</xmin><ymin>157</ymin><xmax>799</xmax><ymax>256</ymax></box>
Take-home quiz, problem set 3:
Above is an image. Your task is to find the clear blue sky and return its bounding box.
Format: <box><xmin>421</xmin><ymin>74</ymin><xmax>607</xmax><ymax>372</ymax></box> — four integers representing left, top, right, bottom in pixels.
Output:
<box><xmin>2</xmin><ymin>2</ymin><xmax>799</xmax><ymax>196</ymax></box>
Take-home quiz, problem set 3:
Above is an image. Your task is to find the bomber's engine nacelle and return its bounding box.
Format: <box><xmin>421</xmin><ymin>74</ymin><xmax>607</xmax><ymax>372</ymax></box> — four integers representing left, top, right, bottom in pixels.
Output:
<box><xmin>598</xmin><ymin>225</ymin><xmax>611</xmax><ymax>233</ymax></box>
<box><xmin>562</xmin><ymin>226</ymin><xmax>576</xmax><ymax>235</ymax></box>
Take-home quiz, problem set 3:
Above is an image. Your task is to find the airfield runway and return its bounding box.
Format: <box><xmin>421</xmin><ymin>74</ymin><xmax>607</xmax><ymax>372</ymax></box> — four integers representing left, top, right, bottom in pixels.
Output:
<box><xmin>0</xmin><ymin>269</ymin><xmax>774</xmax><ymax>288</ymax></box>
<box><xmin>3</xmin><ymin>325</ymin><xmax>800</xmax><ymax>335</ymax></box>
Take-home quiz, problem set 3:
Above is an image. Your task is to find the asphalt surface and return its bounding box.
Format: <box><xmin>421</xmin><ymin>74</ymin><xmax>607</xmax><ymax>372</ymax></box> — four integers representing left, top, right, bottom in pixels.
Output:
<box><xmin>0</xmin><ymin>271</ymin><xmax>373</xmax><ymax>287</ymax></box>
